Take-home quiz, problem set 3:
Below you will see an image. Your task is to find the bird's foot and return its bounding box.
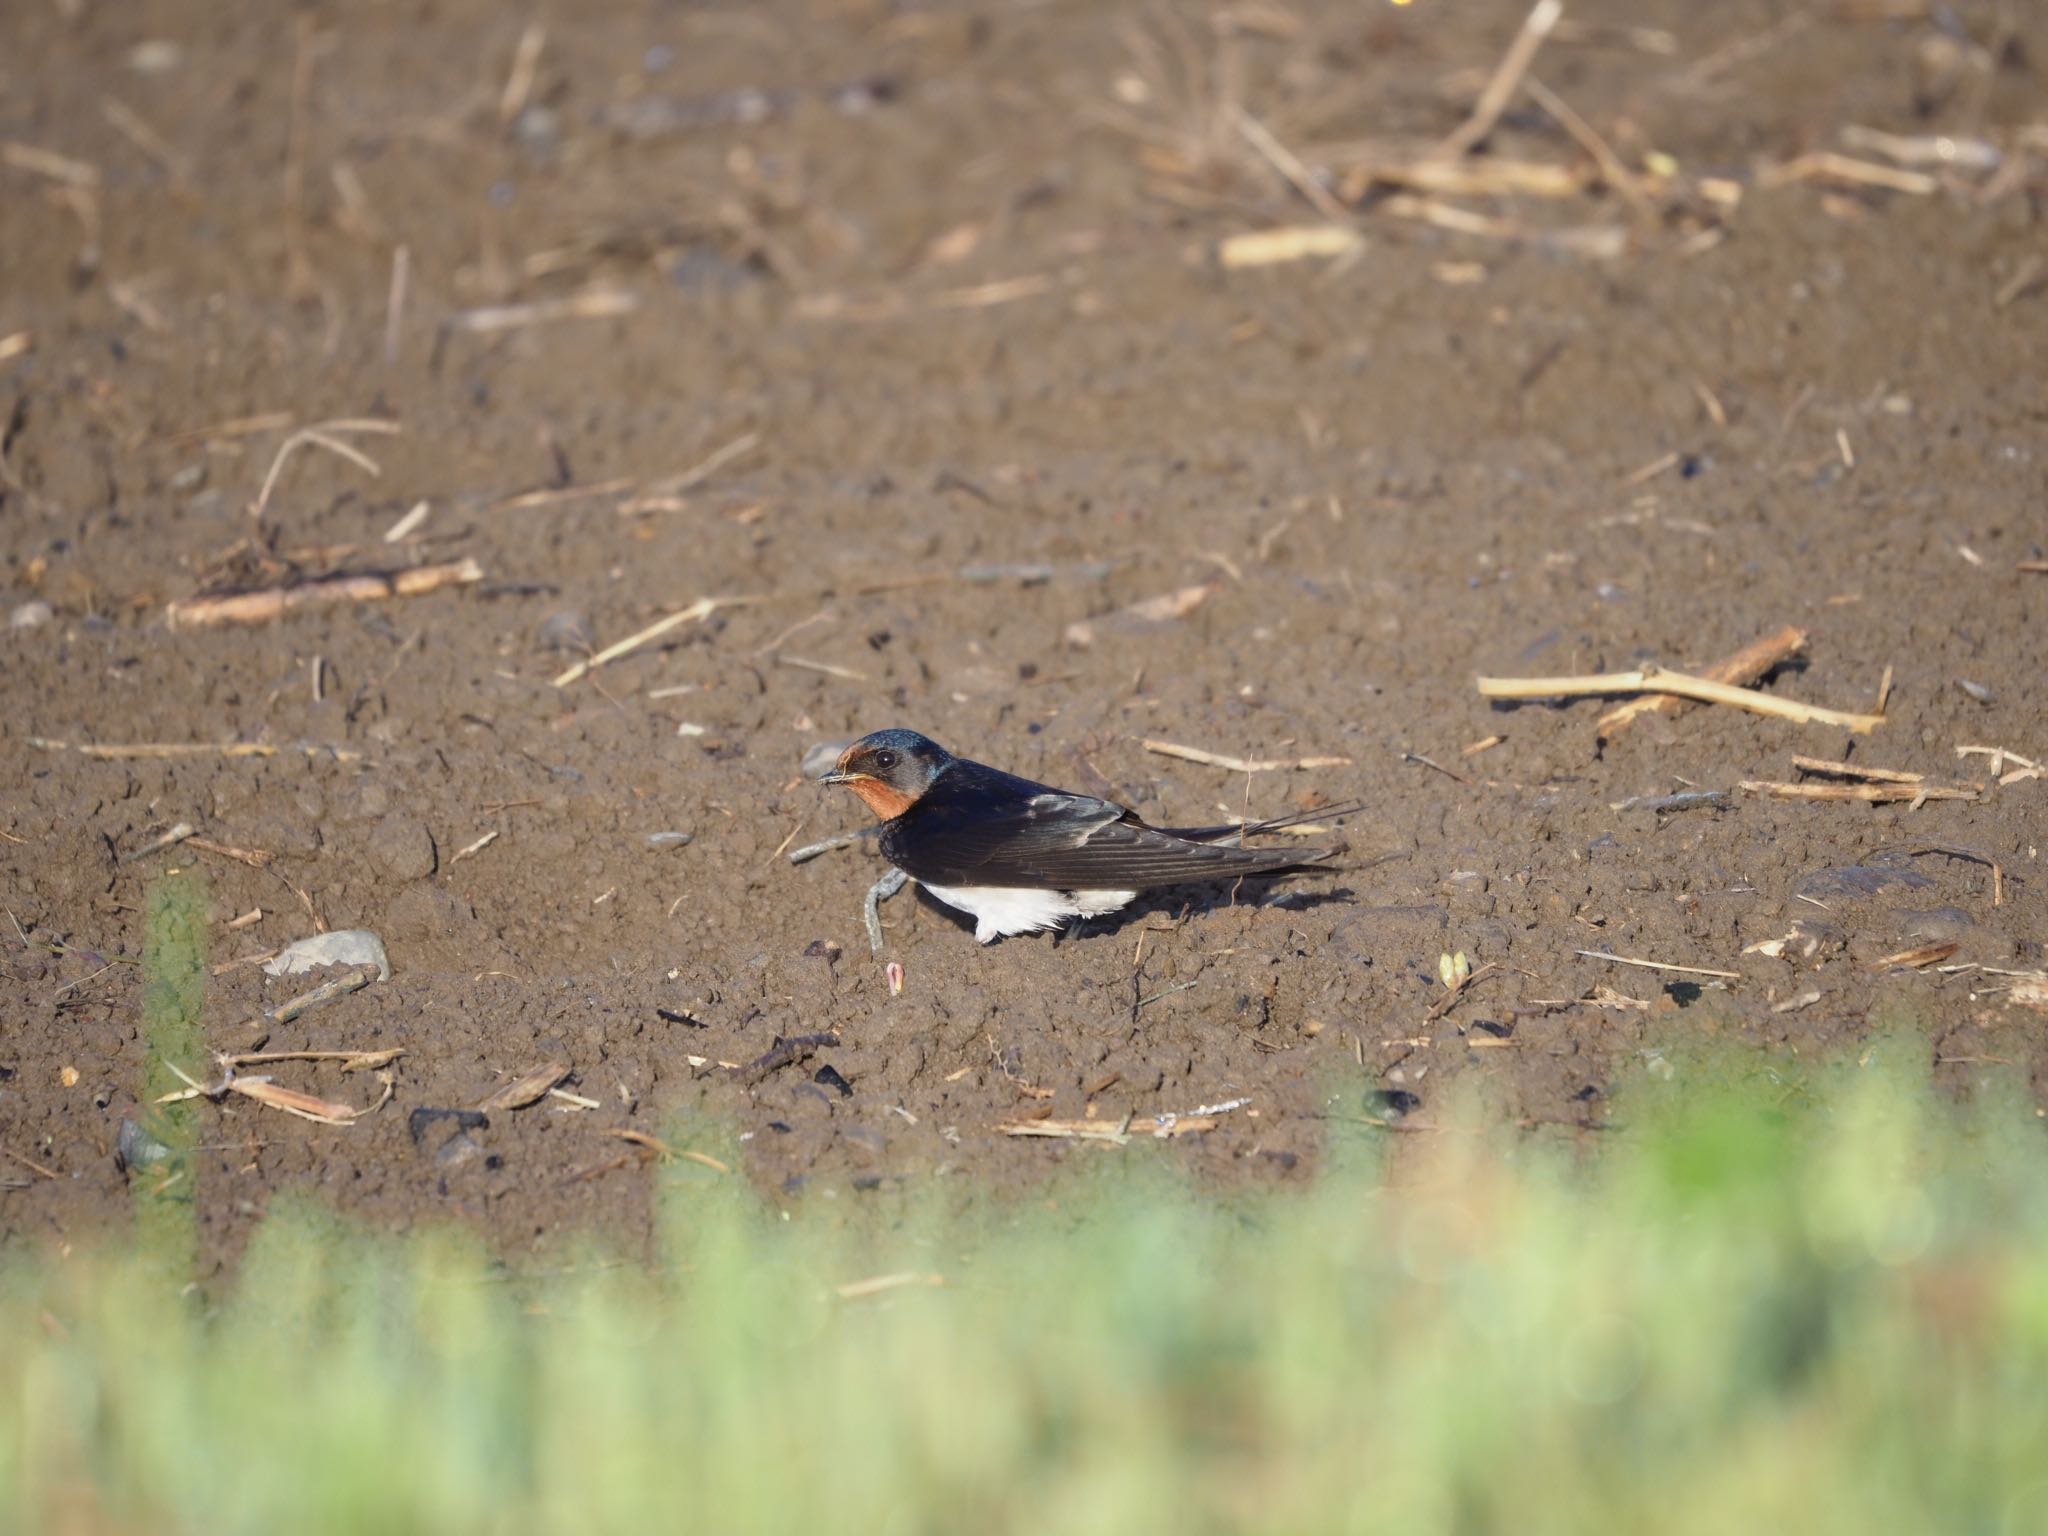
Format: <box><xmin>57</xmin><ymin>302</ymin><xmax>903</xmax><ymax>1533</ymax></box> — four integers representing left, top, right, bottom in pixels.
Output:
<box><xmin>864</xmin><ymin>867</ymin><xmax>910</xmax><ymax>956</ymax></box>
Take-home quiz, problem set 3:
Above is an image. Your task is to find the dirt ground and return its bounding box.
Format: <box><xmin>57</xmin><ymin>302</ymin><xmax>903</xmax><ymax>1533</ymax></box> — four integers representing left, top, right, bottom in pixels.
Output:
<box><xmin>3</xmin><ymin>0</ymin><xmax>2045</xmax><ymax>1270</ymax></box>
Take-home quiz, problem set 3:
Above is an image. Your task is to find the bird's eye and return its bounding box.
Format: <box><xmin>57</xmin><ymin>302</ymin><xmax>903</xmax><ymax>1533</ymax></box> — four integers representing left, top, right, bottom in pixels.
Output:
<box><xmin>873</xmin><ymin>749</ymin><xmax>899</xmax><ymax>771</ymax></box>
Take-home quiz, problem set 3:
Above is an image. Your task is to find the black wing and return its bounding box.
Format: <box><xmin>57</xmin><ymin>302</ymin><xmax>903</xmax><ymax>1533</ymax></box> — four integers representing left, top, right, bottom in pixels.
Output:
<box><xmin>880</xmin><ymin>762</ymin><xmax>1338</xmax><ymax>891</ymax></box>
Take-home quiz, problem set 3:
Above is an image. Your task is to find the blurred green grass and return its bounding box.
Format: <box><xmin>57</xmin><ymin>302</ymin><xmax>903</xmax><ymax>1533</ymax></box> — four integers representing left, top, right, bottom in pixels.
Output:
<box><xmin>7</xmin><ymin>1033</ymin><xmax>2048</xmax><ymax>1535</ymax></box>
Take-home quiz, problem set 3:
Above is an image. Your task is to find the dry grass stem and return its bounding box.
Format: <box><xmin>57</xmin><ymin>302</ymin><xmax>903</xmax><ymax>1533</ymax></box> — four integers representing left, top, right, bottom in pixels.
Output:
<box><xmin>167</xmin><ymin>558</ymin><xmax>482</xmax><ymax>629</ymax></box>
<box><xmin>448</xmin><ymin>287</ymin><xmax>639</xmax><ymax>333</ymax></box>
<box><xmin>2</xmin><ymin>140</ymin><xmax>100</xmax><ymax>187</ymax></box>
<box><xmin>1217</xmin><ymin>224</ymin><xmax>1362</xmax><ymax>270</ymax></box>
<box><xmin>448</xmin><ymin>830</ymin><xmax>500</xmax><ymax>866</ymax></box>
<box><xmin>1229</xmin><ymin>105</ymin><xmax>1351</xmax><ymax>222</ymax></box>
<box><xmin>552</xmin><ymin>594</ymin><xmax>759</xmax><ymax>688</ymax></box>
<box><xmin>1484</xmin><ymin>659</ymin><xmax>1882</xmax><ymax>733</ymax></box>
<box><xmin>1762</xmin><ymin>153</ymin><xmax>1940</xmax><ymax>195</ymax></box>
<box><xmin>1426</xmin><ymin>0</ymin><xmax>1562</xmax><ymax>163</ymax></box>
<box><xmin>489</xmin><ymin>477</ymin><xmax>637</xmax><ymax>513</ymax></box>
<box><xmin>1380</xmin><ymin>194</ymin><xmax>1628</xmax><ymax>259</ymax></box>
<box><xmin>225</xmin><ymin>1048</ymin><xmax>405</xmax><ymax>1071</ymax></box>
<box><xmin>1143</xmin><ymin>739</ymin><xmax>1352</xmax><ymax>773</ymax></box>
<box><xmin>1576</xmin><ymin>950</ymin><xmax>1741</xmax><ymax>981</ymax></box>
<box><xmin>776</xmin><ymin>655</ymin><xmax>868</xmax><ymax>682</ymax></box>
<box><xmin>1789</xmin><ymin>755</ymin><xmax>1922</xmax><ymax>784</ymax></box>
<box><xmin>251</xmin><ymin>418</ymin><xmax>402</xmax><ymax>520</ymax></box>
<box><xmin>28</xmin><ymin>738</ymin><xmax>364</xmax><ymax>763</ymax></box>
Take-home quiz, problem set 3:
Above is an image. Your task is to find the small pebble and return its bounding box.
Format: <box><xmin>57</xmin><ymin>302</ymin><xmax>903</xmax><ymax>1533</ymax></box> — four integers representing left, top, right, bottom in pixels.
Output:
<box><xmin>645</xmin><ymin>831</ymin><xmax>694</xmax><ymax>850</ymax></box>
<box><xmin>9</xmin><ymin>600</ymin><xmax>53</xmax><ymax>630</ymax></box>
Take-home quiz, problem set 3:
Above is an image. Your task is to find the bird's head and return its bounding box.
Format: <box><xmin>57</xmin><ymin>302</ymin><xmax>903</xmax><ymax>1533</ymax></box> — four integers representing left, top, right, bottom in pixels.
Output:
<box><xmin>819</xmin><ymin>729</ymin><xmax>953</xmax><ymax>820</ymax></box>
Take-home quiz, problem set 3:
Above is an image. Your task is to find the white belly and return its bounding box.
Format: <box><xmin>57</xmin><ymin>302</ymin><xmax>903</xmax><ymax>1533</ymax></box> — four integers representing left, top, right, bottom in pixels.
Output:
<box><xmin>920</xmin><ymin>883</ymin><xmax>1138</xmax><ymax>943</ymax></box>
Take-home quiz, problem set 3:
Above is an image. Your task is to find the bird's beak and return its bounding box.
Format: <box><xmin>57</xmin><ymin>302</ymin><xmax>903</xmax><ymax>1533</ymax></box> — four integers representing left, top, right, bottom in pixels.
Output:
<box><xmin>818</xmin><ymin>770</ymin><xmax>858</xmax><ymax>786</ymax></box>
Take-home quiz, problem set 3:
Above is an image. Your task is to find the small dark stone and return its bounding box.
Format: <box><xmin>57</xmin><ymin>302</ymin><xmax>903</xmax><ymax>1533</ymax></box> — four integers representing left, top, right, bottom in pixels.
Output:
<box><xmin>1664</xmin><ymin>981</ymin><xmax>1703</xmax><ymax>1007</ymax></box>
<box><xmin>813</xmin><ymin>1064</ymin><xmax>853</xmax><ymax>1097</ymax></box>
<box><xmin>656</xmin><ymin>1007</ymin><xmax>707</xmax><ymax>1028</ymax></box>
<box><xmin>408</xmin><ymin>1106</ymin><xmax>489</xmax><ymax>1146</ymax></box>
<box><xmin>1368</xmin><ymin>1088</ymin><xmax>1422</xmax><ymax>1117</ymax></box>
<box><xmin>767</xmin><ymin>1120</ymin><xmax>793</xmax><ymax>1134</ymax></box>
<box><xmin>1469</xmin><ymin>1018</ymin><xmax>1513</xmax><ymax>1039</ymax></box>
<box><xmin>1575</xmin><ymin>1084</ymin><xmax>1602</xmax><ymax>1102</ymax></box>
<box><xmin>436</xmin><ymin>1132</ymin><xmax>484</xmax><ymax>1171</ymax></box>
<box><xmin>803</xmin><ymin>938</ymin><xmax>843</xmax><ymax>962</ymax></box>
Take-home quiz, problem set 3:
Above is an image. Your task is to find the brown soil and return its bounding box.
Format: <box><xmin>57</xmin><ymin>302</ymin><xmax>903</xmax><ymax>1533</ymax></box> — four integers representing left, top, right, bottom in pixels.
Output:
<box><xmin>3</xmin><ymin>0</ymin><xmax>2045</xmax><ymax>1272</ymax></box>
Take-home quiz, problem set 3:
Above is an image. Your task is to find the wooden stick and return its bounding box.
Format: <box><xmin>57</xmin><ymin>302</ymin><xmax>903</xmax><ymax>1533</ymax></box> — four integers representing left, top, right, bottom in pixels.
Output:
<box><xmin>1483</xmin><ymin>660</ymin><xmax>1882</xmax><ymax>733</ymax></box>
<box><xmin>1596</xmin><ymin>625</ymin><xmax>1807</xmax><ymax>737</ymax></box>
<box><xmin>167</xmin><ymin>558</ymin><xmax>482</xmax><ymax>630</ymax></box>
<box><xmin>1143</xmin><ymin>739</ymin><xmax>1353</xmax><ymax>773</ymax></box>
<box><xmin>551</xmin><ymin>594</ymin><xmax>758</xmax><ymax>687</ymax></box>
<box><xmin>1740</xmin><ymin>780</ymin><xmax>1978</xmax><ymax>805</ymax></box>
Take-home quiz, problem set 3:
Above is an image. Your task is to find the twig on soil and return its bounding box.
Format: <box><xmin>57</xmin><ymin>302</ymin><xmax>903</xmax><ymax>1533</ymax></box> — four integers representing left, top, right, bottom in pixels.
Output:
<box><xmin>159</xmin><ymin>1057</ymin><xmax>393</xmax><ymax>1125</ymax></box>
<box><xmin>447</xmin><ymin>830</ymin><xmax>499</xmax><ymax>866</ymax></box>
<box><xmin>1228</xmin><ymin>105</ymin><xmax>1351</xmax><ymax>223</ymax></box>
<box><xmin>1740</xmin><ymin>779</ymin><xmax>1978</xmax><ymax>806</ymax></box>
<box><xmin>167</xmin><ymin>557</ymin><xmax>482</xmax><ymax>629</ymax></box>
<box><xmin>729</xmin><ymin>1032</ymin><xmax>841</xmax><ymax>1086</ymax></box>
<box><xmin>251</xmin><ymin>418</ymin><xmax>400</xmax><ymax>521</ymax></box>
<box><xmin>28</xmin><ymin>738</ymin><xmax>364</xmax><ymax>763</ymax></box>
<box><xmin>1576</xmin><ymin>950</ymin><xmax>1740</xmax><ymax>980</ymax></box>
<box><xmin>2</xmin><ymin>1146</ymin><xmax>60</xmax><ymax>1180</ymax></box>
<box><xmin>1142</xmin><ymin>739</ymin><xmax>1352</xmax><ymax>772</ymax></box>
<box><xmin>487</xmin><ymin>477</ymin><xmax>637</xmax><ymax>513</ymax></box>
<box><xmin>1481</xmin><ymin>661</ymin><xmax>1883</xmax><ymax>732</ymax></box>
<box><xmin>241</xmin><ymin>968</ymin><xmax>376</xmax><ymax>1037</ymax></box>
<box><xmin>447</xmin><ymin>287</ymin><xmax>639</xmax><ymax>334</ymax></box>
<box><xmin>187</xmin><ymin>836</ymin><xmax>277</xmax><ymax>869</ymax></box>
<box><xmin>383</xmin><ymin>245</ymin><xmax>410</xmax><ymax>364</ymax></box>
<box><xmin>999</xmin><ymin>1112</ymin><xmax>1221</xmax><ymax>1144</ymax></box>
<box><xmin>225</xmin><ymin>1047</ymin><xmax>404</xmax><ymax>1071</ymax></box>
<box><xmin>1377</xmin><ymin>194</ymin><xmax>1629</xmax><ymax>259</ymax></box>
<box><xmin>122</xmin><ymin>822</ymin><xmax>197</xmax><ymax>864</ymax></box>
<box><xmin>1789</xmin><ymin>755</ymin><xmax>1923</xmax><ymax>784</ymax></box>
<box><xmin>1873</xmin><ymin>942</ymin><xmax>1959</xmax><ymax>971</ymax></box>
<box><xmin>1401</xmin><ymin>751</ymin><xmax>1472</xmax><ymax>786</ymax></box>
<box><xmin>1761</xmin><ymin>153</ymin><xmax>1940</xmax><ymax>196</ymax></box>
<box><xmin>777</xmin><ymin>654</ymin><xmax>868</xmax><ymax>682</ymax></box>
<box><xmin>618</xmin><ymin>432</ymin><xmax>760</xmax><ymax>510</ymax></box>
<box><xmin>1595</xmin><ymin>625</ymin><xmax>1808</xmax><ymax>737</ymax></box>
<box><xmin>1217</xmin><ymin>224</ymin><xmax>1363</xmax><ymax>270</ymax></box>
<box><xmin>551</xmin><ymin>594</ymin><xmax>759</xmax><ymax>688</ymax></box>
<box><xmin>498</xmin><ymin>23</ymin><xmax>547</xmax><ymax>126</ymax></box>
<box><xmin>1608</xmin><ymin>790</ymin><xmax>1729</xmax><ymax>814</ymax></box>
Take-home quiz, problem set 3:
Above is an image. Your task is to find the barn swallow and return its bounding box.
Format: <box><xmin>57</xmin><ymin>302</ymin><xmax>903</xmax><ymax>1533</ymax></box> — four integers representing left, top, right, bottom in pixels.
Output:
<box><xmin>819</xmin><ymin>728</ymin><xmax>1351</xmax><ymax>951</ymax></box>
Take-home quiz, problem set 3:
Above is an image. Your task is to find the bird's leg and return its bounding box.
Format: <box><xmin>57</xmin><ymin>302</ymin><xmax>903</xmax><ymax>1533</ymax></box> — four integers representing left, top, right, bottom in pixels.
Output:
<box><xmin>863</xmin><ymin>867</ymin><xmax>910</xmax><ymax>956</ymax></box>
